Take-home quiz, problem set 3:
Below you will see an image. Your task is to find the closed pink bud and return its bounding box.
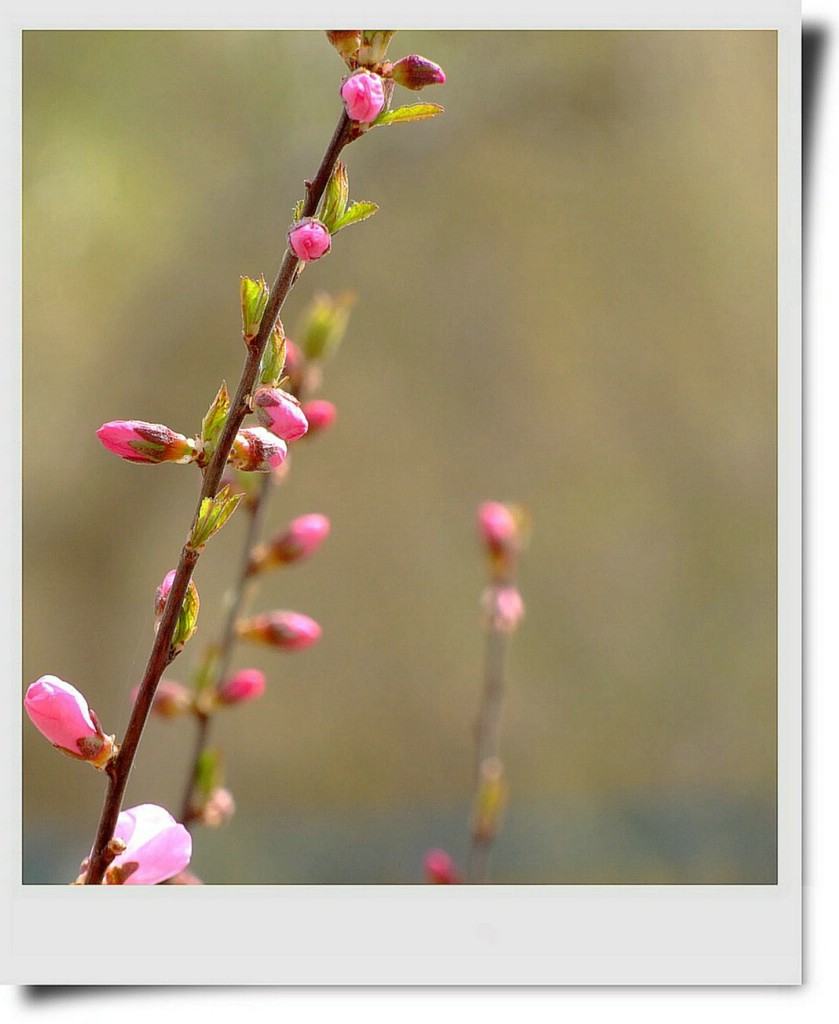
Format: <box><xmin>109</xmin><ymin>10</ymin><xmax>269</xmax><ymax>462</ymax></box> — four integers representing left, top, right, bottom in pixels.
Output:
<box><xmin>237</xmin><ymin>610</ymin><xmax>322</xmax><ymax>651</ymax></box>
<box><xmin>250</xmin><ymin>514</ymin><xmax>330</xmax><ymax>574</ymax></box>
<box><xmin>217</xmin><ymin>668</ymin><xmax>266</xmax><ymax>705</ymax></box>
<box><xmin>478</xmin><ymin>502</ymin><xmax>518</xmax><ymax>552</ymax></box>
<box><xmin>130</xmin><ymin>679</ymin><xmax>192</xmax><ymax>718</ymax></box>
<box><xmin>101</xmin><ymin>804</ymin><xmax>192</xmax><ymax>885</ymax></box>
<box><xmin>154</xmin><ymin>570</ymin><xmax>199</xmax><ymax>651</ymax></box>
<box><xmin>288</xmin><ymin>218</ymin><xmax>332</xmax><ymax>262</ymax></box>
<box><xmin>154</xmin><ymin>569</ymin><xmax>177</xmax><ymax>619</ymax></box>
<box><xmin>230</xmin><ymin>428</ymin><xmax>288</xmax><ymax>472</ymax></box>
<box><xmin>340</xmin><ymin>70</ymin><xmax>386</xmax><ymax>122</ymax></box>
<box><xmin>424</xmin><ymin>848</ymin><xmax>461</xmax><ymax>884</ymax></box>
<box><xmin>301</xmin><ymin>400</ymin><xmax>337</xmax><ymax>437</ymax></box>
<box><xmin>282</xmin><ymin>339</ymin><xmax>306</xmax><ymax>392</ymax></box>
<box><xmin>201</xmin><ymin>787</ymin><xmax>236</xmax><ymax>828</ymax></box>
<box><xmin>96</xmin><ymin>420</ymin><xmax>197</xmax><ymax>465</ymax></box>
<box><xmin>390</xmin><ymin>55</ymin><xmax>447</xmax><ymax>90</ymax></box>
<box><xmin>481</xmin><ymin>584</ymin><xmax>525</xmax><ymax>634</ymax></box>
<box><xmin>24</xmin><ymin>675</ymin><xmax>115</xmax><ymax>768</ymax></box>
<box><xmin>251</xmin><ymin>387</ymin><xmax>309</xmax><ymax>441</ymax></box>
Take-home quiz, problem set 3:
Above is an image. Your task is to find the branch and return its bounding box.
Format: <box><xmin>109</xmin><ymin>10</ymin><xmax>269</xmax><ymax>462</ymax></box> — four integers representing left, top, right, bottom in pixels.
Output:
<box><xmin>83</xmin><ymin>111</ymin><xmax>353</xmax><ymax>885</ymax></box>
<box><xmin>178</xmin><ymin>473</ymin><xmax>270</xmax><ymax>826</ymax></box>
<box><xmin>466</xmin><ymin>605</ymin><xmax>512</xmax><ymax>884</ymax></box>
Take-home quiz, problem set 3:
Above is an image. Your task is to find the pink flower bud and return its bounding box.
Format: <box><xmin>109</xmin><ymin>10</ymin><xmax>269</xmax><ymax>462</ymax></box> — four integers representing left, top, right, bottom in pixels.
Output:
<box><xmin>478</xmin><ymin>502</ymin><xmax>519</xmax><ymax>552</ymax></box>
<box><xmin>478</xmin><ymin>501</ymin><xmax>528</xmax><ymax>580</ymax></box>
<box><xmin>288</xmin><ymin>218</ymin><xmax>332</xmax><ymax>262</ymax></box>
<box><xmin>340</xmin><ymin>70</ymin><xmax>386</xmax><ymax>122</ymax></box>
<box><xmin>251</xmin><ymin>387</ymin><xmax>309</xmax><ymax>441</ymax></box>
<box><xmin>300</xmin><ymin>399</ymin><xmax>337</xmax><ymax>437</ymax></box>
<box><xmin>282</xmin><ymin>339</ymin><xmax>306</xmax><ymax>392</ymax></box>
<box><xmin>390</xmin><ymin>55</ymin><xmax>447</xmax><ymax>90</ymax></box>
<box><xmin>217</xmin><ymin>668</ymin><xmax>266</xmax><ymax>705</ymax></box>
<box><xmin>154</xmin><ymin>569</ymin><xmax>199</xmax><ymax>651</ymax></box>
<box><xmin>230</xmin><ymin>427</ymin><xmax>288</xmax><ymax>472</ymax></box>
<box><xmin>100</xmin><ymin>804</ymin><xmax>192</xmax><ymax>885</ymax></box>
<box><xmin>250</xmin><ymin>514</ymin><xmax>330</xmax><ymax>574</ymax></box>
<box><xmin>96</xmin><ymin>420</ymin><xmax>197</xmax><ymax>465</ymax></box>
<box><xmin>154</xmin><ymin>569</ymin><xmax>177</xmax><ymax>619</ymax></box>
<box><xmin>237</xmin><ymin>610</ymin><xmax>322</xmax><ymax>651</ymax></box>
<box><xmin>424</xmin><ymin>848</ymin><xmax>461</xmax><ymax>884</ymax></box>
<box><xmin>24</xmin><ymin>675</ymin><xmax>115</xmax><ymax>768</ymax></box>
<box><xmin>130</xmin><ymin>679</ymin><xmax>193</xmax><ymax>718</ymax></box>
<box><xmin>201</xmin><ymin>787</ymin><xmax>236</xmax><ymax>828</ymax></box>
<box><xmin>481</xmin><ymin>584</ymin><xmax>525</xmax><ymax>634</ymax></box>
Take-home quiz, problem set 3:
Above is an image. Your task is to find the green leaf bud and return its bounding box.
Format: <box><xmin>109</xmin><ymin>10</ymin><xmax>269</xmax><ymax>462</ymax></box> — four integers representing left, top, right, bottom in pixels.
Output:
<box><xmin>200</xmin><ymin>381</ymin><xmax>231</xmax><ymax>459</ymax></box>
<box><xmin>241</xmin><ymin>275</ymin><xmax>270</xmax><ymax>342</ymax></box>
<box><xmin>295</xmin><ymin>291</ymin><xmax>355</xmax><ymax>362</ymax></box>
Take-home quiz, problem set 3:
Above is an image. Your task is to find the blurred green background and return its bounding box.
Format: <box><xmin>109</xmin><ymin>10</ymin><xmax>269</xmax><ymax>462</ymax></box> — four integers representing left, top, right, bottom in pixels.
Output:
<box><xmin>22</xmin><ymin>29</ymin><xmax>777</xmax><ymax>884</ymax></box>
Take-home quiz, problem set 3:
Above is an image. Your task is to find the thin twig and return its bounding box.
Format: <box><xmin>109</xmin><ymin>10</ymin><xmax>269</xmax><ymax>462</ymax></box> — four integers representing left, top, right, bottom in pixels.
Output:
<box><xmin>466</xmin><ymin>615</ymin><xmax>511</xmax><ymax>884</ymax></box>
<box><xmin>178</xmin><ymin>347</ymin><xmax>318</xmax><ymax>825</ymax></box>
<box><xmin>178</xmin><ymin>473</ymin><xmax>271</xmax><ymax>826</ymax></box>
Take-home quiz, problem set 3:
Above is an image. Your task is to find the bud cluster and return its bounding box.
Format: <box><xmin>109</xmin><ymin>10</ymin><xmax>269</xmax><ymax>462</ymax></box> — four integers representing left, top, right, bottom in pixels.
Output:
<box><xmin>326</xmin><ymin>29</ymin><xmax>446</xmax><ymax>91</ymax></box>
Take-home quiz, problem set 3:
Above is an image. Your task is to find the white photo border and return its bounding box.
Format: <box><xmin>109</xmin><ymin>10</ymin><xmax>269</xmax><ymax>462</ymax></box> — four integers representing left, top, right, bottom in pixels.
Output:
<box><xmin>3</xmin><ymin>0</ymin><xmax>800</xmax><ymax>987</ymax></box>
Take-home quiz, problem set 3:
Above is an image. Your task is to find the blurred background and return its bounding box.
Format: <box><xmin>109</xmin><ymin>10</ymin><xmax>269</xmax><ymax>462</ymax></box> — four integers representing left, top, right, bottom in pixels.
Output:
<box><xmin>22</xmin><ymin>29</ymin><xmax>777</xmax><ymax>884</ymax></box>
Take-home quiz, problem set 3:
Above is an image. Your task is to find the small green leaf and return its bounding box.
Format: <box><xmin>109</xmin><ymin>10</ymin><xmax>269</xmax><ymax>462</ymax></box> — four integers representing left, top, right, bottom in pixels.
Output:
<box><xmin>292</xmin><ymin>198</ymin><xmax>304</xmax><ymax>222</ymax></box>
<box><xmin>371</xmin><ymin>103</ymin><xmax>444</xmax><ymax>127</ymax></box>
<box><xmin>241</xmin><ymin>275</ymin><xmax>270</xmax><ymax>341</ymax></box>
<box><xmin>332</xmin><ymin>201</ymin><xmax>379</xmax><ymax>233</ymax></box>
<box><xmin>258</xmin><ymin>322</ymin><xmax>287</xmax><ymax>387</ymax></box>
<box><xmin>171</xmin><ymin>578</ymin><xmax>200</xmax><ymax>654</ymax></box>
<box><xmin>319</xmin><ymin>162</ymin><xmax>349</xmax><ymax>234</ymax></box>
<box><xmin>200</xmin><ymin>381</ymin><xmax>230</xmax><ymax>457</ymax></box>
<box><xmin>189</xmin><ymin>486</ymin><xmax>243</xmax><ymax>552</ymax></box>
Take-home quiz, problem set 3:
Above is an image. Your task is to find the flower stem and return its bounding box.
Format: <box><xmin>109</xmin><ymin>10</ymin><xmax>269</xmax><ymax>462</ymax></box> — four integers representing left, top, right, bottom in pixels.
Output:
<box><xmin>83</xmin><ymin>110</ymin><xmax>353</xmax><ymax>885</ymax></box>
